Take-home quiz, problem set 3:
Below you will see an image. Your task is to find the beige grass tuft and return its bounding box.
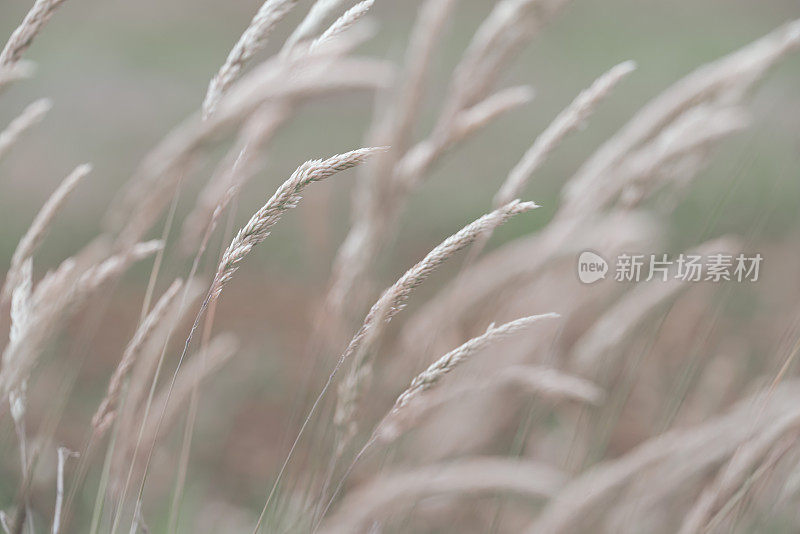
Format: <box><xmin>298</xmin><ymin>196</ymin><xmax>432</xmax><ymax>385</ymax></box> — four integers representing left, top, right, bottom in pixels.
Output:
<box><xmin>394</xmin><ymin>314</ymin><xmax>560</xmax><ymax>411</ymax></box>
<box><xmin>334</xmin><ymin>201</ymin><xmax>540</xmax><ymax>453</ymax></box>
<box><xmin>494</xmin><ymin>60</ymin><xmax>636</xmax><ymax>207</ymax></box>
<box><xmin>309</xmin><ymin>0</ymin><xmax>375</xmax><ymax>54</ymax></box>
<box><xmin>211</xmin><ymin>146</ymin><xmax>387</xmax><ymax>302</ymax></box>
<box><xmin>0</xmin><ymin>0</ymin><xmax>69</xmax><ymax>66</ymax></box>
<box><xmin>203</xmin><ymin>0</ymin><xmax>299</xmax><ymax>117</ymax></box>
<box><xmin>0</xmin><ymin>98</ymin><xmax>52</xmax><ymax>162</ymax></box>
<box><xmin>2</xmin><ymin>163</ymin><xmax>91</xmax><ymax>303</ymax></box>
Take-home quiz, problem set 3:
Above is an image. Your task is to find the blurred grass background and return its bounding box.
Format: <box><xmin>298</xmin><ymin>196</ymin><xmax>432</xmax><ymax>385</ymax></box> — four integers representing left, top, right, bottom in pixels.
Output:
<box><xmin>2</xmin><ymin>0</ymin><xmax>799</xmax><ymax>274</ymax></box>
<box><xmin>1</xmin><ymin>0</ymin><xmax>799</xmax><ymax>530</ymax></box>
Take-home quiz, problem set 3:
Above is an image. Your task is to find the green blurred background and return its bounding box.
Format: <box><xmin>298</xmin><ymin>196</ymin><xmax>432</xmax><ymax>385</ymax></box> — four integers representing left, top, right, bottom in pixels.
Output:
<box><xmin>2</xmin><ymin>0</ymin><xmax>799</xmax><ymax>275</ymax></box>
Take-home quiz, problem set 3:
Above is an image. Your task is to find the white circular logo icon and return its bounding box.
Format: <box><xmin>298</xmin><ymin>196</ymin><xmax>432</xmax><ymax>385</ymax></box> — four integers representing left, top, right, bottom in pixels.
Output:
<box><xmin>577</xmin><ymin>251</ymin><xmax>608</xmax><ymax>284</ymax></box>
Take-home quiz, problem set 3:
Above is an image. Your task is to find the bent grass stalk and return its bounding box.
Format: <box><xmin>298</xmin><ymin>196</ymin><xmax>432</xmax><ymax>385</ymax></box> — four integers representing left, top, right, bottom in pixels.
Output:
<box><xmin>104</xmin><ymin>177</ymin><xmax>233</xmax><ymax>534</ymax></box>
<box><xmin>166</xmin><ymin>190</ymin><xmax>242</xmax><ymax>532</ymax></box>
<box><xmin>333</xmin><ymin>199</ymin><xmax>541</xmax><ymax>448</ymax></box>
<box><xmin>0</xmin><ymin>0</ymin><xmax>70</xmax><ymax>66</ymax></box>
<box><xmin>316</xmin><ymin>313</ymin><xmax>561</xmax><ymax>527</ymax></box>
<box><xmin>2</xmin><ymin>163</ymin><xmax>91</xmax><ymax>303</ymax></box>
<box><xmin>0</xmin><ymin>98</ymin><xmax>51</xmax><ymax>163</ymax></box>
<box><xmin>308</xmin><ymin>0</ymin><xmax>375</xmax><ymax>54</ymax></box>
<box><xmin>203</xmin><ymin>0</ymin><xmax>300</xmax><ymax>117</ymax></box>
<box><xmin>80</xmin><ymin>181</ymin><xmax>184</xmax><ymax>534</ymax></box>
<box><xmin>123</xmin><ymin>147</ymin><xmax>384</xmax><ymax>533</ymax></box>
<box><xmin>255</xmin><ymin>199</ymin><xmax>539</xmax><ymax>531</ymax></box>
